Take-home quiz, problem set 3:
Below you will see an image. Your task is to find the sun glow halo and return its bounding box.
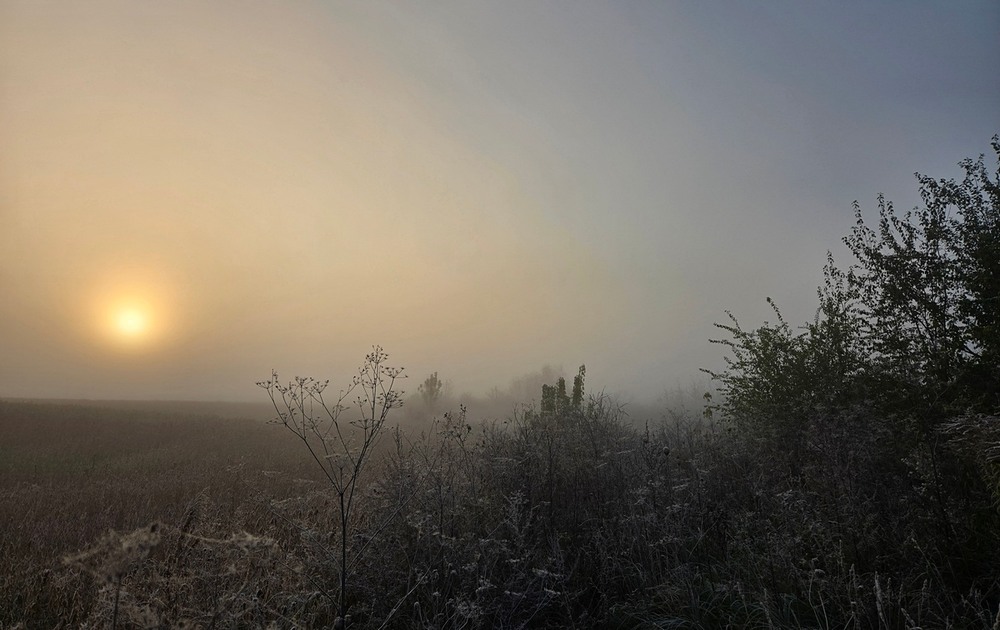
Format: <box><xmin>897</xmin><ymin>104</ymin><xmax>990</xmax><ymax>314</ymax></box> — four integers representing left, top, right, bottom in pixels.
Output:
<box><xmin>87</xmin><ymin>269</ymin><xmax>181</xmax><ymax>353</ymax></box>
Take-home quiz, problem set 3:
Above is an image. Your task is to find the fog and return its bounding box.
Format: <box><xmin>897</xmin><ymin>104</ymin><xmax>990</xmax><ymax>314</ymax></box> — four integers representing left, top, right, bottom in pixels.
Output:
<box><xmin>1</xmin><ymin>2</ymin><xmax>997</xmax><ymax>404</ymax></box>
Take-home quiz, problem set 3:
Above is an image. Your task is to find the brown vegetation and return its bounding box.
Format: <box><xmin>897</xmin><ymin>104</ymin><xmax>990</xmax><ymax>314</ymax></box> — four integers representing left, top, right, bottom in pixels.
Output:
<box><xmin>2</xmin><ymin>387</ymin><xmax>997</xmax><ymax>628</ymax></box>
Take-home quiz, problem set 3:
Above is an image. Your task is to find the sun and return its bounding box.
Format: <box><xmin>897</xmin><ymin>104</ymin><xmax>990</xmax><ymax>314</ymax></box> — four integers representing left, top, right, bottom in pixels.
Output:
<box><xmin>115</xmin><ymin>308</ymin><xmax>148</xmax><ymax>338</ymax></box>
<box><xmin>84</xmin><ymin>268</ymin><xmax>180</xmax><ymax>353</ymax></box>
<box><xmin>101</xmin><ymin>299</ymin><xmax>160</xmax><ymax>349</ymax></box>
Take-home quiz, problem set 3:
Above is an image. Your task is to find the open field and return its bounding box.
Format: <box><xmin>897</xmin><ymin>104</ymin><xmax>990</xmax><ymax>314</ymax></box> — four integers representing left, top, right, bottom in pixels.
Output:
<box><xmin>0</xmin><ymin>399</ymin><xmax>315</xmax><ymax>626</ymax></box>
<box><xmin>2</xmin><ymin>393</ymin><xmax>998</xmax><ymax>629</ymax></box>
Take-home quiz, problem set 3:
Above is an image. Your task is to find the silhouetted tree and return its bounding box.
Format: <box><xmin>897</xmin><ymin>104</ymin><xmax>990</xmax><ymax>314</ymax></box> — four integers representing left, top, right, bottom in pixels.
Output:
<box><xmin>844</xmin><ymin>137</ymin><xmax>1000</xmax><ymax>422</ymax></box>
<box><xmin>707</xmin><ymin>136</ymin><xmax>1000</xmax><ymax>593</ymax></box>
<box><xmin>418</xmin><ymin>371</ymin><xmax>443</xmax><ymax>409</ymax></box>
<box><xmin>710</xmin><ymin>136</ymin><xmax>1000</xmax><ymax>437</ymax></box>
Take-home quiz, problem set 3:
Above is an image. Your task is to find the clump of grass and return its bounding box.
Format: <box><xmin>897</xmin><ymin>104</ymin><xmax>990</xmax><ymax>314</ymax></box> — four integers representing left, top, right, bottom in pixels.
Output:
<box><xmin>63</xmin><ymin>522</ymin><xmax>162</xmax><ymax>628</ymax></box>
<box><xmin>63</xmin><ymin>522</ymin><xmax>163</xmax><ymax>583</ymax></box>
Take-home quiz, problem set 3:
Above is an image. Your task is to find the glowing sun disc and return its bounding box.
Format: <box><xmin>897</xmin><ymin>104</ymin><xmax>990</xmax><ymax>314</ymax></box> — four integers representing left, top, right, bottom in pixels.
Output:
<box><xmin>115</xmin><ymin>308</ymin><xmax>148</xmax><ymax>337</ymax></box>
<box><xmin>87</xmin><ymin>268</ymin><xmax>177</xmax><ymax>352</ymax></box>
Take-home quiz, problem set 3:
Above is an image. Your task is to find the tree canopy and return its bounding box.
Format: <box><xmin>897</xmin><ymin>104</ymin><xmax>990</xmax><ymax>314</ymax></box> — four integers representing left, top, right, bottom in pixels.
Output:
<box><xmin>710</xmin><ymin>136</ymin><xmax>1000</xmax><ymax>437</ymax></box>
<box><xmin>706</xmin><ymin>137</ymin><xmax>1000</xmax><ymax>596</ymax></box>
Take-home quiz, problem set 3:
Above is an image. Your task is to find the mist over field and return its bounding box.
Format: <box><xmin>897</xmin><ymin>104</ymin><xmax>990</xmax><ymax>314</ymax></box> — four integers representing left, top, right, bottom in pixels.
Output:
<box><xmin>2</xmin><ymin>2</ymin><xmax>997</xmax><ymax>404</ymax></box>
<box><xmin>2</xmin><ymin>3</ymin><xmax>1000</xmax><ymax>628</ymax></box>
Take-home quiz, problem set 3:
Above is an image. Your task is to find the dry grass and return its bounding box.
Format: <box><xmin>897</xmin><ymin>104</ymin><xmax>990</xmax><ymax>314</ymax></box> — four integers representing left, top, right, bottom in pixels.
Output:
<box><xmin>2</xmin><ymin>398</ymin><xmax>998</xmax><ymax>628</ymax></box>
<box><xmin>0</xmin><ymin>399</ymin><xmax>313</xmax><ymax>626</ymax></box>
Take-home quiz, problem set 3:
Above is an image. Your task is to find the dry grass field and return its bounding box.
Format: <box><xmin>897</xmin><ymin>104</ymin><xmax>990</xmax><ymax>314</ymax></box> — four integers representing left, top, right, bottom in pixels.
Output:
<box><xmin>3</xmin><ymin>389</ymin><xmax>998</xmax><ymax>629</ymax></box>
<box><xmin>0</xmin><ymin>399</ymin><xmax>316</xmax><ymax>627</ymax></box>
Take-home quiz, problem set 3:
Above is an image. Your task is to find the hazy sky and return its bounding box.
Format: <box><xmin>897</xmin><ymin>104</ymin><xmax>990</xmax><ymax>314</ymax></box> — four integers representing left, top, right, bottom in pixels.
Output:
<box><xmin>1</xmin><ymin>1</ymin><xmax>998</xmax><ymax>402</ymax></box>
